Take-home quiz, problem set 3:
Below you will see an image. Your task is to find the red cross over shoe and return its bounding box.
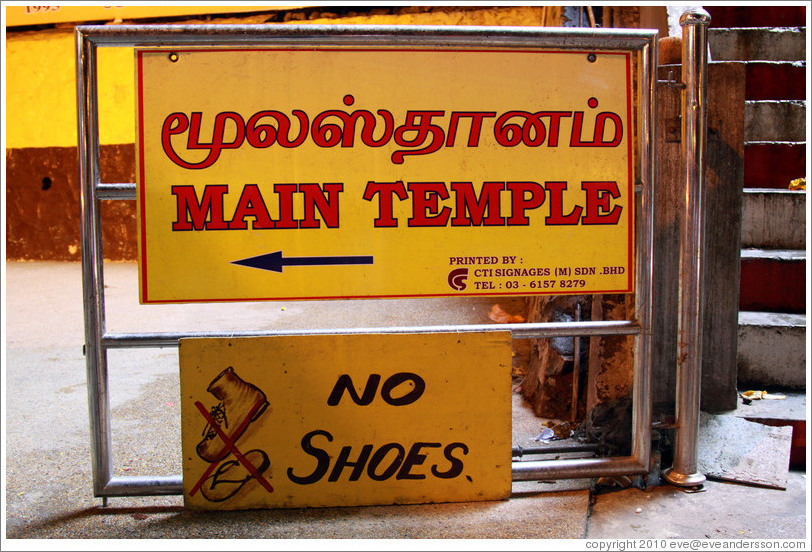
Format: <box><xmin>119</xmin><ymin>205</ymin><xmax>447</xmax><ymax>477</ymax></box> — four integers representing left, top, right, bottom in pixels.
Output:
<box><xmin>200</xmin><ymin>449</ymin><xmax>272</xmax><ymax>503</ymax></box>
<box><xmin>196</xmin><ymin>366</ymin><xmax>269</xmax><ymax>463</ymax></box>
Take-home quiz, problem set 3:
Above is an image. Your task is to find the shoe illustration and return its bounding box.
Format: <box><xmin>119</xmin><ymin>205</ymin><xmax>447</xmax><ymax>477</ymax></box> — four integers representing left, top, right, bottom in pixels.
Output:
<box><xmin>196</xmin><ymin>366</ymin><xmax>269</xmax><ymax>463</ymax></box>
<box><xmin>200</xmin><ymin>449</ymin><xmax>271</xmax><ymax>503</ymax></box>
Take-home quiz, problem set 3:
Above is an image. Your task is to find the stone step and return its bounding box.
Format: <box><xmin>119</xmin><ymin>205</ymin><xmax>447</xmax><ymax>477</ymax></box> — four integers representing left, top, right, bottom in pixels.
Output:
<box><xmin>709</xmin><ymin>27</ymin><xmax>806</xmax><ymax>62</ymax></box>
<box><xmin>741</xmin><ymin>189</ymin><xmax>807</xmax><ymax>249</ymax></box>
<box><xmin>737</xmin><ymin>311</ymin><xmax>806</xmax><ymax>389</ymax></box>
<box><xmin>739</xmin><ymin>249</ymin><xmax>806</xmax><ymax>313</ymax></box>
<box><xmin>745</xmin><ymin>61</ymin><xmax>806</xmax><ymax>101</ymax></box>
<box><xmin>707</xmin><ymin>6</ymin><xmax>808</xmax><ymax>28</ymax></box>
<box><xmin>730</xmin><ymin>391</ymin><xmax>806</xmax><ymax>469</ymax></box>
<box><xmin>744</xmin><ymin>142</ymin><xmax>807</xmax><ymax>189</ymax></box>
<box><xmin>745</xmin><ymin>100</ymin><xmax>806</xmax><ymax>142</ymax></box>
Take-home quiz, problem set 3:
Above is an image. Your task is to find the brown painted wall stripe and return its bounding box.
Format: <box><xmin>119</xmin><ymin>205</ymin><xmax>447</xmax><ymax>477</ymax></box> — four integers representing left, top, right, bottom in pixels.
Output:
<box><xmin>5</xmin><ymin>144</ymin><xmax>138</xmax><ymax>261</ymax></box>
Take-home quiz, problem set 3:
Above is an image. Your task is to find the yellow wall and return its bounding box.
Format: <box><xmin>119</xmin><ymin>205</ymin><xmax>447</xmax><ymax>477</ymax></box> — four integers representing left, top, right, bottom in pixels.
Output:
<box><xmin>6</xmin><ymin>30</ymin><xmax>138</xmax><ymax>148</ymax></box>
<box><xmin>4</xmin><ymin>6</ymin><xmax>560</xmax><ymax>149</ymax></box>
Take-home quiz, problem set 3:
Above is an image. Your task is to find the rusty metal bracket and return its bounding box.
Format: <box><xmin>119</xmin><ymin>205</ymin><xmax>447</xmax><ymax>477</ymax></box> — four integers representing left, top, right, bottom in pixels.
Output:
<box><xmin>657</xmin><ymin>71</ymin><xmax>687</xmax><ymax>89</ymax></box>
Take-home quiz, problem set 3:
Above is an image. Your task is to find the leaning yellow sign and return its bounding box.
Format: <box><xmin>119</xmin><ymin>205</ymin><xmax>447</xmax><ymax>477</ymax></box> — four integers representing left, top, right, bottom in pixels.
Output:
<box><xmin>136</xmin><ymin>47</ymin><xmax>634</xmax><ymax>303</ymax></box>
<box><xmin>179</xmin><ymin>332</ymin><xmax>512</xmax><ymax>509</ymax></box>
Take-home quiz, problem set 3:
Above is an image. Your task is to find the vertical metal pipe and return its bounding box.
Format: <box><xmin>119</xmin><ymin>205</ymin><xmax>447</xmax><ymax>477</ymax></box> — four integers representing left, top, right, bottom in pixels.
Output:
<box><xmin>76</xmin><ymin>29</ymin><xmax>113</xmax><ymax>496</ymax></box>
<box><xmin>630</xmin><ymin>32</ymin><xmax>657</xmax><ymax>473</ymax></box>
<box><xmin>665</xmin><ymin>8</ymin><xmax>711</xmax><ymax>488</ymax></box>
<box><xmin>570</xmin><ymin>303</ymin><xmax>581</xmax><ymax>422</ymax></box>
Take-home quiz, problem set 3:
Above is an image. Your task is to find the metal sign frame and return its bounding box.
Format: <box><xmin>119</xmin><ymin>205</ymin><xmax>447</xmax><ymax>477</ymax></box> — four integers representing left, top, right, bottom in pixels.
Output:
<box><xmin>77</xmin><ymin>24</ymin><xmax>658</xmax><ymax>500</ymax></box>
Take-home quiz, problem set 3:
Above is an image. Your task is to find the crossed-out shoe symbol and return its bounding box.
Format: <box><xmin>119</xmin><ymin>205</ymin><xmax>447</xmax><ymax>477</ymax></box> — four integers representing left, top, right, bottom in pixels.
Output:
<box><xmin>190</xmin><ymin>367</ymin><xmax>274</xmax><ymax>500</ymax></box>
<box><xmin>200</xmin><ymin>449</ymin><xmax>271</xmax><ymax>502</ymax></box>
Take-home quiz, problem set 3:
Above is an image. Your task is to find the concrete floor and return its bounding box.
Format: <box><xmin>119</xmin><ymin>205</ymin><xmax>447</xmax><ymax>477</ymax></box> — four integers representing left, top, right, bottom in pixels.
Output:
<box><xmin>2</xmin><ymin>262</ymin><xmax>809</xmax><ymax>546</ymax></box>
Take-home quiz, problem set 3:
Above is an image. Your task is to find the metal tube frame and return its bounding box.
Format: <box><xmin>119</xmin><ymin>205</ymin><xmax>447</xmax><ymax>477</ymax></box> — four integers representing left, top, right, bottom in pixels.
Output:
<box><xmin>77</xmin><ymin>24</ymin><xmax>659</xmax><ymax>498</ymax></box>
<box><xmin>664</xmin><ymin>8</ymin><xmax>711</xmax><ymax>488</ymax></box>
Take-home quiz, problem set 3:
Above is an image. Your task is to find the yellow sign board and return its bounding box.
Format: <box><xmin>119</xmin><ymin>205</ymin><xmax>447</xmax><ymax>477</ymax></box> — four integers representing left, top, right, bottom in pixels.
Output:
<box><xmin>179</xmin><ymin>332</ymin><xmax>512</xmax><ymax>510</ymax></box>
<box><xmin>136</xmin><ymin>46</ymin><xmax>635</xmax><ymax>303</ymax></box>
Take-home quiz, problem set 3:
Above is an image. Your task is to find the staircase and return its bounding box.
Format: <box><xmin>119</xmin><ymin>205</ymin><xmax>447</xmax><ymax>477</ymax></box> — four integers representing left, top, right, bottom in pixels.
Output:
<box><xmin>705</xmin><ymin>5</ymin><xmax>807</xmax><ymax>467</ymax></box>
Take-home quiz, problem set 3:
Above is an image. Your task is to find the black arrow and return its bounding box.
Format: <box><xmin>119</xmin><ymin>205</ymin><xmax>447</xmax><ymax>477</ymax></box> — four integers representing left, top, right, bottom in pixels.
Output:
<box><xmin>231</xmin><ymin>251</ymin><xmax>374</xmax><ymax>273</ymax></box>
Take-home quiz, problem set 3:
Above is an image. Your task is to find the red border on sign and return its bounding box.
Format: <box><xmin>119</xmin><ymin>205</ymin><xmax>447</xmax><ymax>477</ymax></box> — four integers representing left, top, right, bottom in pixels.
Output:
<box><xmin>136</xmin><ymin>50</ymin><xmax>149</xmax><ymax>302</ymax></box>
<box><xmin>625</xmin><ymin>51</ymin><xmax>634</xmax><ymax>293</ymax></box>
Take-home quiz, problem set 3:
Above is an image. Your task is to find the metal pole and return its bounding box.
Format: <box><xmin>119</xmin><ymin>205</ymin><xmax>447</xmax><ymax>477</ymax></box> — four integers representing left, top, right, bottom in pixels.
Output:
<box><xmin>627</xmin><ymin>21</ymin><xmax>657</xmax><ymax>484</ymax></box>
<box><xmin>99</xmin><ymin>320</ymin><xmax>641</xmax><ymax>349</ymax></box>
<box><xmin>76</xmin><ymin>28</ymin><xmax>114</xmax><ymax>497</ymax></box>
<box><xmin>664</xmin><ymin>7</ymin><xmax>711</xmax><ymax>488</ymax></box>
<box><xmin>571</xmin><ymin>304</ymin><xmax>581</xmax><ymax>422</ymax></box>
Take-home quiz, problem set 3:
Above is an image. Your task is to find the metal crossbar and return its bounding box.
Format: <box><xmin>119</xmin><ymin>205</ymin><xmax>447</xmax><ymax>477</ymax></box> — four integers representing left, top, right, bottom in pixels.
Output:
<box><xmin>77</xmin><ymin>23</ymin><xmax>660</xmax><ymax>498</ymax></box>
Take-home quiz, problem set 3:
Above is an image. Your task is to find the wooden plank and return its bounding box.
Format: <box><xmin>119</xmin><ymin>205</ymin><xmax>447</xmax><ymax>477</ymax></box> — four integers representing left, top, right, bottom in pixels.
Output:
<box><xmin>653</xmin><ymin>63</ymin><xmax>745</xmax><ymax>415</ymax></box>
